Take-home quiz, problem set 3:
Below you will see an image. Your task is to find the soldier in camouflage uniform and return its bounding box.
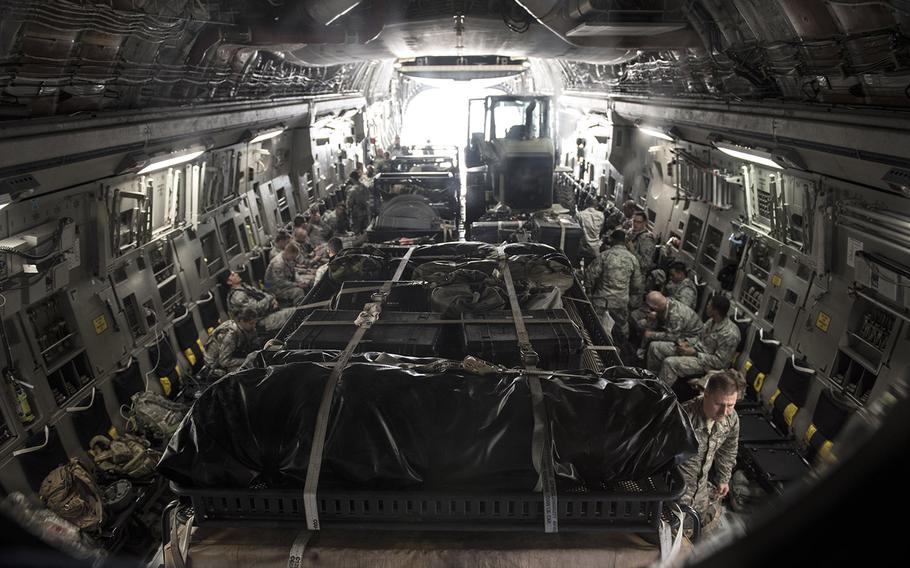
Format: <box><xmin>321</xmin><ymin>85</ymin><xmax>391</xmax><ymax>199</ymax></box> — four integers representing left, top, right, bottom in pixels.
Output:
<box><xmin>679</xmin><ymin>371</ymin><xmax>741</xmax><ymax>530</ymax></box>
<box><xmin>639</xmin><ymin>292</ymin><xmax>703</xmax><ymax>365</ymax></box>
<box><xmin>585</xmin><ymin>229</ymin><xmax>643</xmax><ymax>340</ymax></box>
<box><xmin>664</xmin><ymin>261</ymin><xmax>698</xmax><ymax>310</ymax></box>
<box><xmin>346</xmin><ymin>170</ymin><xmax>372</xmax><ymax>234</ymax></box>
<box><xmin>269</xmin><ymin>230</ymin><xmax>290</xmax><ymax>262</ymax></box>
<box><xmin>307</xmin><ymin>210</ymin><xmax>331</xmax><ymax>247</ymax></box>
<box><xmin>222</xmin><ymin>270</ymin><xmax>295</xmax><ymax>333</ymax></box>
<box><xmin>627</xmin><ymin>211</ymin><xmax>657</xmax><ymax>278</ymax></box>
<box><xmin>265</xmin><ymin>242</ymin><xmax>308</xmax><ymax>306</ymax></box>
<box><xmin>202</xmin><ymin>308</ymin><xmax>258</xmax><ymax>378</ymax></box>
<box><xmin>648</xmin><ymin>295</ymin><xmax>741</xmax><ymax>385</ymax></box>
<box><xmin>323</xmin><ymin>203</ymin><xmax>350</xmax><ymax>235</ymax></box>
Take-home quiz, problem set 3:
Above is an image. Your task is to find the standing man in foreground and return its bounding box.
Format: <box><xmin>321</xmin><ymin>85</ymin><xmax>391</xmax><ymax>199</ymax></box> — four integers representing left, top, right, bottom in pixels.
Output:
<box><xmin>679</xmin><ymin>370</ymin><xmax>741</xmax><ymax>531</ymax></box>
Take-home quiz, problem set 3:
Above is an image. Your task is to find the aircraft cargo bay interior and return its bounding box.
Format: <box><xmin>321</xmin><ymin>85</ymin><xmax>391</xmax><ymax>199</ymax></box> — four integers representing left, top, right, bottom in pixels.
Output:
<box><xmin>0</xmin><ymin>1</ymin><xmax>908</xmax><ymax>566</ymax></box>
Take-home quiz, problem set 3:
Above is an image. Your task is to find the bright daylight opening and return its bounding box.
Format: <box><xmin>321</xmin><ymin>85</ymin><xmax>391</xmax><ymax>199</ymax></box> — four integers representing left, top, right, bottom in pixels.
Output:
<box><xmin>399</xmin><ymin>85</ymin><xmax>506</xmax><ymax>149</ymax></box>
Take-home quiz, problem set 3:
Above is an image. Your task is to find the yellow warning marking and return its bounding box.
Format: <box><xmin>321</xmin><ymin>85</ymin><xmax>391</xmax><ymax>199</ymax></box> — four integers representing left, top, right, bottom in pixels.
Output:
<box><xmin>771</xmin><ymin>274</ymin><xmax>782</xmax><ymax>287</ymax></box>
<box><xmin>805</xmin><ymin>423</ymin><xmax>818</xmax><ymax>444</ymax></box>
<box><xmin>754</xmin><ymin>372</ymin><xmax>766</xmax><ymax>394</ymax></box>
<box><xmin>784</xmin><ymin>403</ymin><xmax>798</xmax><ymax>427</ymax></box>
<box><xmin>816</xmin><ymin>312</ymin><xmax>831</xmax><ymax>333</ymax></box>
<box><xmin>92</xmin><ymin>314</ymin><xmax>108</xmax><ymax>334</ymax></box>
<box><xmin>160</xmin><ymin>376</ymin><xmax>172</xmax><ymax>396</ymax></box>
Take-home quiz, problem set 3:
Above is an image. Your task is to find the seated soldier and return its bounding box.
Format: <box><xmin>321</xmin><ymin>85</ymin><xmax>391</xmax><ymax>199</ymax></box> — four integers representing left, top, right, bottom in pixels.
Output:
<box><xmin>647</xmin><ymin>294</ymin><xmax>740</xmax><ymax>386</ymax></box>
<box><xmin>664</xmin><ymin>261</ymin><xmax>698</xmax><ymax>310</ymax></box>
<box><xmin>639</xmin><ymin>291</ymin><xmax>703</xmax><ymax>362</ymax></box>
<box><xmin>269</xmin><ymin>230</ymin><xmax>290</xmax><ymax>261</ymax></box>
<box><xmin>265</xmin><ymin>242</ymin><xmax>308</xmax><ymax>306</ymax></box>
<box><xmin>202</xmin><ymin>308</ymin><xmax>258</xmax><ymax>378</ymax></box>
<box><xmin>221</xmin><ymin>269</ymin><xmax>295</xmax><ymax>333</ymax></box>
<box><xmin>313</xmin><ymin>237</ymin><xmax>344</xmax><ymax>284</ymax></box>
<box><xmin>307</xmin><ymin>210</ymin><xmax>331</xmax><ymax>247</ymax></box>
<box><xmin>324</xmin><ymin>202</ymin><xmax>350</xmax><ymax>235</ymax></box>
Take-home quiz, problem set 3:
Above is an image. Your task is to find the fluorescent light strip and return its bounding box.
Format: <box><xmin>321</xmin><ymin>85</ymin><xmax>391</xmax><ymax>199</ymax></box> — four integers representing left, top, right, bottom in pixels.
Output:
<box><xmin>637</xmin><ymin>126</ymin><xmax>674</xmax><ymax>141</ymax></box>
<box><xmin>716</xmin><ymin>146</ymin><xmax>783</xmax><ymax>169</ymax></box>
<box><xmin>137</xmin><ymin>150</ymin><xmax>205</xmax><ymax>174</ymax></box>
<box><xmin>324</xmin><ymin>2</ymin><xmax>361</xmax><ymax>26</ymax></box>
<box><xmin>249</xmin><ymin>128</ymin><xmax>285</xmax><ymax>144</ymax></box>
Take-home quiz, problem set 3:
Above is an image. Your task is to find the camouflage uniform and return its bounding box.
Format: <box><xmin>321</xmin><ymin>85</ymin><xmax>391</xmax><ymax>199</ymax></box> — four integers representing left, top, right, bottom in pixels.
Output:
<box><xmin>265</xmin><ymin>254</ymin><xmax>306</xmax><ymax>306</ymax></box>
<box><xmin>679</xmin><ymin>397</ymin><xmax>739</xmax><ymax>527</ymax></box>
<box><xmin>585</xmin><ymin>244</ymin><xmax>643</xmax><ymax>338</ymax></box>
<box><xmin>665</xmin><ymin>276</ymin><xmax>698</xmax><ymax>310</ymax></box>
<box><xmin>203</xmin><ymin>319</ymin><xmax>257</xmax><ymax>377</ymax></box>
<box><xmin>226</xmin><ymin>283</ymin><xmax>295</xmax><ymax>332</ymax></box>
<box><xmin>307</xmin><ymin>220</ymin><xmax>331</xmax><ymax>246</ymax></box>
<box><xmin>324</xmin><ymin>210</ymin><xmax>350</xmax><ymax>234</ymax></box>
<box><xmin>576</xmin><ymin>207</ymin><xmax>605</xmax><ymax>255</ymax></box>
<box><xmin>649</xmin><ymin>317</ymin><xmax>741</xmax><ymax>385</ymax></box>
<box><xmin>346</xmin><ymin>182</ymin><xmax>372</xmax><ymax>234</ymax></box>
<box><xmin>643</xmin><ymin>300</ymin><xmax>703</xmax><ymax>365</ymax></box>
<box><xmin>628</xmin><ymin>228</ymin><xmax>657</xmax><ymax>276</ymax></box>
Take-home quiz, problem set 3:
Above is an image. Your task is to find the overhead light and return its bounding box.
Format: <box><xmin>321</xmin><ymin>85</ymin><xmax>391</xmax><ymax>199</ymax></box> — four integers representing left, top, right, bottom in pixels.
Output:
<box><xmin>710</xmin><ymin>138</ymin><xmax>803</xmax><ymax>170</ymax></box>
<box><xmin>248</xmin><ymin>126</ymin><xmax>286</xmax><ymax>144</ymax></box>
<box><xmin>636</xmin><ymin>123</ymin><xmax>676</xmax><ymax>141</ymax></box>
<box><xmin>324</xmin><ymin>1</ymin><xmax>361</xmax><ymax>26</ymax></box>
<box><xmin>136</xmin><ymin>149</ymin><xmax>206</xmax><ymax>175</ymax></box>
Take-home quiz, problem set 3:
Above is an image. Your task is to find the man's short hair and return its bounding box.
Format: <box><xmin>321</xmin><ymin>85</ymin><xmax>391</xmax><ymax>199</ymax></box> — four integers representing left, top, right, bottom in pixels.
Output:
<box><xmin>216</xmin><ymin>270</ymin><xmax>232</xmax><ymax>287</ymax></box>
<box><xmin>275</xmin><ymin>229</ymin><xmax>290</xmax><ymax>243</ymax></box>
<box><xmin>610</xmin><ymin>229</ymin><xmax>627</xmax><ymax>246</ymax></box>
<box><xmin>293</xmin><ymin>215</ymin><xmax>307</xmax><ymax>229</ymax></box>
<box><xmin>710</xmin><ymin>294</ymin><xmax>731</xmax><ymax>317</ymax></box>
<box><xmin>293</xmin><ymin>227</ymin><xmax>308</xmax><ymax>241</ymax></box>
<box><xmin>669</xmin><ymin>261</ymin><xmax>688</xmax><ymax>274</ymax></box>
<box><xmin>349</xmin><ymin>170</ymin><xmax>360</xmax><ymax>181</ymax></box>
<box><xmin>284</xmin><ymin>241</ymin><xmax>299</xmax><ymax>255</ymax></box>
<box><xmin>327</xmin><ymin>237</ymin><xmax>343</xmax><ymax>255</ymax></box>
<box><xmin>235</xmin><ymin>307</ymin><xmax>258</xmax><ymax>322</ymax></box>
<box><xmin>705</xmin><ymin>370</ymin><xmax>741</xmax><ymax>397</ymax></box>
<box><xmin>632</xmin><ymin>211</ymin><xmax>647</xmax><ymax>222</ymax></box>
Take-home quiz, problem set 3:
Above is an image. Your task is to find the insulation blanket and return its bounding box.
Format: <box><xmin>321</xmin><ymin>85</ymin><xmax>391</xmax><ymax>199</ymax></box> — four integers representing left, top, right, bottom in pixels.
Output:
<box><xmin>157</xmin><ymin>357</ymin><xmax>696</xmax><ymax>491</ymax></box>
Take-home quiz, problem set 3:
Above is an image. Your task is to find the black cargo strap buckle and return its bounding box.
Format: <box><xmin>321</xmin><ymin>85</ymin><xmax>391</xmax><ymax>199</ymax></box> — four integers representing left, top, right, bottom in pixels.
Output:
<box><xmin>520</xmin><ymin>347</ymin><xmax>540</xmax><ymax>368</ymax></box>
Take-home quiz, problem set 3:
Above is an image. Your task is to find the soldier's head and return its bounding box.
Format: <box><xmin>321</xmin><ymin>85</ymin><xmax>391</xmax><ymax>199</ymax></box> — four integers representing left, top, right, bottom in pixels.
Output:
<box><xmin>622</xmin><ymin>199</ymin><xmax>636</xmax><ymax>218</ymax></box>
<box><xmin>349</xmin><ymin>170</ymin><xmax>361</xmax><ymax>182</ymax></box>
<box><xmin>609</xmin><ymin>229</ymin><xmax>626</xmax><ymax>247</ymax></box>
<box><xmin>706</xmin><ymin>294</ymin><xmax>731</xmax><ymax>322</ymax></box>
<box><xmin>668</xmin><ymin>262</ymin><xmax>688</xmax><ymax>283</ymax></box>
<box><xmin>384</xmin><ymin>151</ymin><xmax>391</xmax><ymax>160</ymax></box>
<box><xmin>703</xmin><ymin>370</ymin><xmax>740</xmax><ymax>420</ymax></box>
<box><xmin>222</xmin><ymin>270</ymin><xmax>242</xmax><ymax>288</ymax></box>
<box><xmin>631</xmin><ymin>211</ymin><xmax>647</xmax><ymax>233</ymax></box>
<box><xmin>327</xmin><ymin>237</ymin><xmax>343</xmax><ymax>258</ymax></box>
<box><xmin>645</xmin><ymin>291</ymin><xmax>668</xmax><ymax>313</ymax></box>
<box><xmin>235</xmin><ymin>307</ymin><xmax>258</xmax><ymax>332</ymax></box>
<box><xmin>283</xmin><ymin>241</ymin><xmax>300</xmax><ymax>261</ymax></box>
<box><xmin>335</xmin><ymin>202</ymin><xmax>347</xmax><ymax>215</ymax></box>
<box><xmin>310</xmin><ymin>210</ymin><xmax>322</xmax><ymax>223</ymax></box>
<box><xmin>274</xmin><ymin>230</ymin><xmax>290</xmax><ymax>250</ymax></box>
<box><xmin>293</xmin><ymin>227</ymin><xmax>308</xmax><ymax>245</ymax></box>
<box><xmin>293</xmin><ymin>214</ymin><xmax>307</xmax><ymax>229</ymax></box>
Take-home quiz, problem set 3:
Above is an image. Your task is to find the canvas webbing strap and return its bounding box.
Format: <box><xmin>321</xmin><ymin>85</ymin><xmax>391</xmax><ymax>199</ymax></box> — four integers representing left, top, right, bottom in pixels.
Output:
<box><xmin>302</xmin><ymin>247</ymin><xmax>416</xmax><ymax>530</ymax></box>
<box><xmin>287</xmin><ymin>529</ymin><xmax>313</xmax><ymax>568</ymax></box>
<box><xmin>497</xmin><ymin>249</ymin><xmax>558</xmax><ymax>533</ymax></box>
